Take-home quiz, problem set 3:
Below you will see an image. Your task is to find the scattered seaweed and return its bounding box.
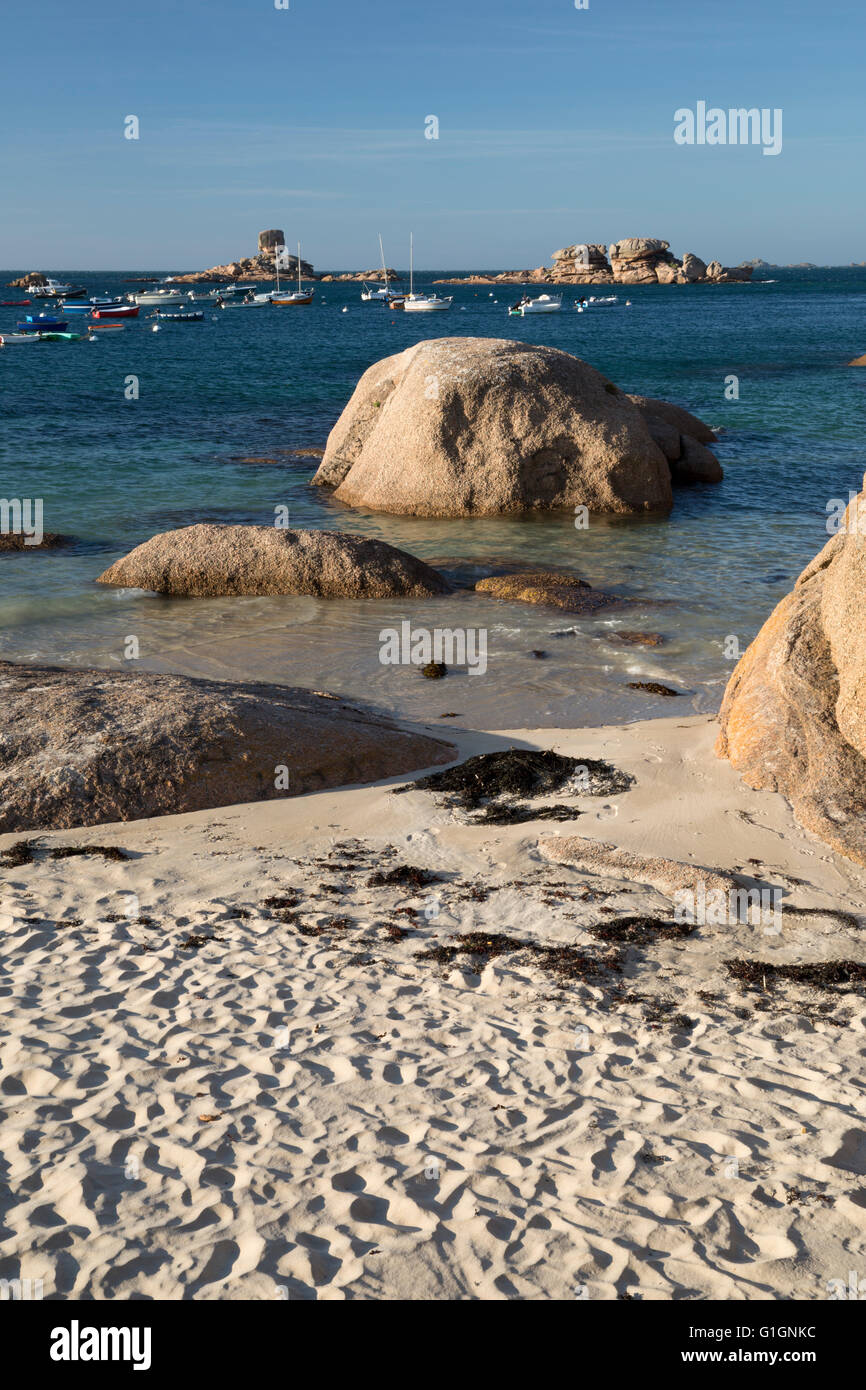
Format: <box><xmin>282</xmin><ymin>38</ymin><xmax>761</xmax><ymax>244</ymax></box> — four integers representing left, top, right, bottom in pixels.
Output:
<box><xmin>422</xmin><ymin>662</ymin><xmax>447</xmax><ymax>679</ymax></box>
<box><xmin>626</xmin><ymin>682</ymin><xmax>681</xmax><ymax>697</ymax></box>
<box><xmin>180</xmin><ymin>934</ymin><xmax>225</xmax><ymax>950</ymax></box>
<box><xmin>416</xmin><ymin>930</ymin><xmax>617</xmax><ymax>985</ymax></box>
<box><xmin>586</xmin><ymin>916</ymin><xmax>691</xmax><ymax>945</ymax></box>
<box><xmin>725</xmin><ymin>959</ymin><xmax>866</xmax><ymax>990</ymax></box>
<box><xmin>367</xmin><ymin>865</ymin><xmax>441</xmax><ymax>889</ymax></box>
<box><xmin>262</xmin><ymin>893</ymin><xmax>302</xmax><ymax>910</ymax></box>
<box><xmin>402</xmin><ymin>749</ymin><xmax>633</xmax><ymax>813</ymax></box>
<box><xmin>50</xmin><ymin>845</ymin><xmax>129</xmax><ymax>862</ymax></box>
<box><xmin>0</xmin><ymin>840</ymin><xmax>37</xmax><ymax>867</ymax></box>
<box><xmin>468</xmin><ymin>803</ymin><xmax>582</xmax><ymax>825</ymax></box>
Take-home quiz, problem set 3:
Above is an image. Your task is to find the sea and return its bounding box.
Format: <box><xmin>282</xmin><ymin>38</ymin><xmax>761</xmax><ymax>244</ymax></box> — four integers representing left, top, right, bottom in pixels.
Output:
<box><xmin>1</xmin><ymin>267</ymin><xmax>864</xmax><ymax>730</ymax></box>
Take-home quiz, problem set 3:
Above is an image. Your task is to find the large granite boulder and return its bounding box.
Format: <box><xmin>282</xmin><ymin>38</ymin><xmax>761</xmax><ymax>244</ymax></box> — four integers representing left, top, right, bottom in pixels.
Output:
<box><xmin>97</xmin><ymin>525</ymin><xmax>450</xmax><ymax>598</ymax></box>
<box><xmin>681</xmin><ymin>252</ymin><xmax>708</xmax><ymax>282</ymax></box>
<box><xmin>312</xmin><ymin>338</ymin><xmax>677</xmax><ymax>517</ymax></box>
<box><xmin>0</xmin><ymin>663</ymin><xmax>455</xmax><ymax>832</ymax></box>
<box><xmin>625</xmin><ymin>395</ymin><xmax>722</xmax><ymax>481</ymax></box>
<box><xmin>608</xmin><ymin>238</ymin><xmax>670</xmax><ymax>264</ymax></box>
<box><xmin>716</xmin><ymin>481</ymin><xmax>866</xmax><ymax>865</ymax></box>
<box><xmin>626</xmin><ymin>394</ymin><xmax>718</xmax><ymax>443</ymax></box>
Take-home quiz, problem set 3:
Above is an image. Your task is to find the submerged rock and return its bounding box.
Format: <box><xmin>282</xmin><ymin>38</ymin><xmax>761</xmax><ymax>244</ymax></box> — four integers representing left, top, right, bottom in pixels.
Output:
<box><xmin>313</xmin><ymin>338</ymin><xmax>675</xmax><ymax>517</ymax></box>
<box><xmin>716</xmin><ymin>478</ymin><xmax>866</xmax><ymax>866</ymax></box>
<box><xmin>475</xmin><ymin>570</ymin><xmax>618</xmax><ymax>613</ymax></box>
<box><xmin>97</xmin><ymin>524</ymin><xmax>450</xmax><ymax>598</ymax></box>
<box><xmin>0</xmin><ymin>662</ymin><xmax>456</xmax><ymax>832</ymax></box>
<box><xmin>0</xmin><ymin>533</ymin><xmax>69</xmax><ymax>552</ymax></box>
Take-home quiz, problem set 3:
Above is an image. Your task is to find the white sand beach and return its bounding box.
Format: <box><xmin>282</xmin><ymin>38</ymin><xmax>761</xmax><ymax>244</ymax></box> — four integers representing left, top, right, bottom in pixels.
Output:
<box><xmin>1</xmin><ymin>713</ymin><xmax>864</xmax><ymax>1300</ymax></box>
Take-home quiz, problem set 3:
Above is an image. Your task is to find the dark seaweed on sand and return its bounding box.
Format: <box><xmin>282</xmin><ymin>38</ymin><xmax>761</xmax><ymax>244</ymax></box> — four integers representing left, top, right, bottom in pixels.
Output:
<box><xmin>50</xmin><ymin>845</ymin><xmax>128</xmax><ymax>862</ymax></box>
<box><xmin>0</xmin><ymin>840</ymin><xmax>37</xmax><ymax>867</ymax></box>
<box><xmin>367</xmin><ymin>865</ymin><xmax>441</xmax><ymax>889</ymax></box>
<box><xmin>587</xmin><ymin>916</ymin><xmax>693</xmax><ymax>945</ymax></box>
<box><xmin>468</xmin><ymin>803</ymin><xmax>582</xmax><ymax>825</ymax></box>
<box><xmin>400</xmin><ymin>749</ymin><xmax>633</xmax><ymax>811</ymax></box>
<box><xmin>416</xmin><ymin>930</ymin><xmax>617</xmax><ymax>984</ymax></box>
<box><xmin>725</xmin><ymin>959</ymin><xmax>866</xmax><ymax>990</ymax></box>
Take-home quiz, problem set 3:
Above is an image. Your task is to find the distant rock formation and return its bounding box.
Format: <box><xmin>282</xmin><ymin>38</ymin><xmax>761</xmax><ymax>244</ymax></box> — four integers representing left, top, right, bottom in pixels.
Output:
<box><xmin>97</xmin><ymin>525</ymin><xmax>450</xmax><ymax>598</ymax></box>
<box><xmin>438</xmin><ymin>237</ymin><xmax>754</xmax><ymax>287</ymax></box>
<box><xmin>312</xmin><ymin>337</ymin><xmax>722</xmax><ymax>518</ymax></box>
<box><xmin>167</xmin><ymin>229</ymin><xmax>315</xmax><ymax>284</ymax></box>
<box><xmin>320</xmin><ymin>270</ymin><xmax>400</xmax><ymax>283</ymax></box>
<box><xmin>716</xmin><ymin>477</ymin><xmax>866</xmax><ymax>866</ymax></box>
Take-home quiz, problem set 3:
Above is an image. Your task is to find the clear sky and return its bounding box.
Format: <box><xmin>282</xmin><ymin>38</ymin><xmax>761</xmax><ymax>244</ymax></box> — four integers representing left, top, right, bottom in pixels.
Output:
<box><xmin>1</xmin><ymin>0</ymin><xmax>863</xmax><ymax>270</ymax></box>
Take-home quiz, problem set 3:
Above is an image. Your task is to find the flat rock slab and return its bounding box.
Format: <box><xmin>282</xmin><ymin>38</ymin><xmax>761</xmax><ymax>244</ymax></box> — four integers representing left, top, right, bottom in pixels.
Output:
<box><xmin>0</xmin><ymin>662</ymin><xmax>456</xmax><ymax>832</ymax></box>
<box><xmin>97</xmin><ymin>524</ymin><xmax>450</xmax><ymax>598</ymax></box>
<box><xmin>475</xmin><ymin>571</ymin><xmax>618</xmax><ymax>613</ymax></box>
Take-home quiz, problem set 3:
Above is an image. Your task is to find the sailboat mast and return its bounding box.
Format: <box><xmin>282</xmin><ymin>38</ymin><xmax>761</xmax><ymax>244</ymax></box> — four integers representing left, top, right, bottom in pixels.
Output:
<box><xmin>410</xmin><ymin>232</ymin><xmax>414</xmax><ymax>297</ymax></box>
<box><xmin>297</xmin><ymin>242</ymin><xmax>302</xmax><ymax>294</ymax></box>
<box><xmin>379</xmin><ymin>233</ymin><xmax>388</xmax><ymax>293</ymax></box>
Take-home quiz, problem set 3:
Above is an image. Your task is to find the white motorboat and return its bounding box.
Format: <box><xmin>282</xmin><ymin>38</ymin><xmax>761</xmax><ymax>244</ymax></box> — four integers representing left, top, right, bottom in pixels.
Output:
<box><xmin>401</xmin><ymin>233</ymin><xmax>452</xmax><ymax>312</ymax></box>
<box><xmin>508</xmin><ymin>293</ymin><xmax>562</xmax><ymax>316</ymax></box>
<box><xmin>132</xmin><ymin>289</ymin><xmax>188</xmax><ymax>308</ymax></box>
<box><xmin>0</xmin><ymin>332</ymin><xmax>42</xmax><ymax>345</ymax></box>
<box><xmin>574</xmin><ymin>295</ymin><xmax>619</xmax><ymax>309</ymax></box>
<box><xmin>27</xmin><ymin>278</ymin><xmax>86</xmax><ymax>299</ymax></box>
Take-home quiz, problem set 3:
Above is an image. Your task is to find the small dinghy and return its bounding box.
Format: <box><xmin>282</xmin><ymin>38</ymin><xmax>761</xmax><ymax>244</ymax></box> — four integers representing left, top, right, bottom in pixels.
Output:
<box><xmin>88</xmin><ymin>323</ymin><xmax>126</xmax><ymax>332</ymax></box>
<box><xmin>154</xmin><ymin>310</ymin><xmax>205</xmax><ymax>321</ymax></box>
<box><xmin>17</xmin><ymin>316</ymin><xmax>68</xmax><ymax>332</ymax></box>
<box><xmin>0</xmin><ymin>332</ymin><xmax>41</xmax><ymax>345</ymax></box>
<box><xmin>1</xmin><ymin>299</ymin><xmax>31</xmax><ymax>306</ymax></box>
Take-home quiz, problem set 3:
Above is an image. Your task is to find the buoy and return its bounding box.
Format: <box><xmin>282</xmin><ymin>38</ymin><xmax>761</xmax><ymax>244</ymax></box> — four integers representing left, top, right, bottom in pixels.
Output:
<box><xmin>152</xmin><ymin>324</ymin><xmax>160</xmax><ymax>332</ymax></box>
<box><xmin>342</xmin><ymin>307</ymin><xmax>348</xmax><ymax>313</ymax></box>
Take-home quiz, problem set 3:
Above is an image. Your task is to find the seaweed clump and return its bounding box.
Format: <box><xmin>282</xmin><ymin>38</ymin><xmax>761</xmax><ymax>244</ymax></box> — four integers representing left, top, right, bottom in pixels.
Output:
<box><xmin>401</xmin><ymin>749</ymin><xmax>632</xmax><ymax>822</ymax></box>
<box><xmin>416</xmin><ymin>930</ymin><xmax>616</xmax><ymax>985</ymax></box>
<box><xmin>586</xmin><ymin>916</ymin><xmax>692</xmax><ymax>945</ymax></box>
<box><xmin>725</xmin><ymin>959</ymin><xmax>866</xmax><ymax>991</ymax></box>
<box><xmin>50</xmin><ymin>845</ymin><xmax>128</xmax><ymax>862</ymax></box>
<box><xmin>367</xmin><ymin>864</ymin><xmax>440</xmax><ymax>889</ymax></box>
<box><xmin>0</xmin><ymin>840</ymin><xmax>37</xmax><ymax>867</ymax></box>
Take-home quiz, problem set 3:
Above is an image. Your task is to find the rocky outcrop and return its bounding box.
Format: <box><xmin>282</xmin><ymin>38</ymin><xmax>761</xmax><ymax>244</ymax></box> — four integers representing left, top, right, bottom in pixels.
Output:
<box><xmin>320</xmin><ymin>269</ymin><xmax>400</xmax><ymax>282</ymax></box>
<box><xmin>313</xmin><ymin>338</ymin><xmax>681</xmax><ymax>517</ymax></box>
<box><xmin>475</xmin><ymin>571</ymin><xmax>617</xmax><ymax>613</ymax></box>
<box><xmin>438</xmin><ymin>237</ymin><xmax>754</xmax><ymax>287</ymax></box>
<box><xmin>624</xmin><ymin>395</ymin><xmax>722</xmax><ymax>481</ymax></box>
<box><xmin>0</xmin><ymin>663</ymin><xmax>456</xmax><ymax>832</ymax></box>
<box><xmin>96</xmin><ymin>525</ymin><xmax>450</xmax><ymax>598</ymax></box>
<box><xmin>7</xmin><ymin>273</ymin><xmax>48</xmax><ymax>288</ymax></box>
<box><xmin>168</xmin><ymin>230</ymin><xmax>315</xmax><ymax>284</ymax></box>
<box><xmin>716</xmin><ymin>480</ymin><xmax>866</xmax><ymax>866</ymax></box>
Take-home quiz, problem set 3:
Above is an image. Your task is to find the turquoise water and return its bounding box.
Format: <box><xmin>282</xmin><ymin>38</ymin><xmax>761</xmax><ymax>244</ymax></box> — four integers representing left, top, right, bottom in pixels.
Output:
<box><xmin>1</xmin><ymin>268</ymin><xmax>864</xmax><ymax>728</ymax></box>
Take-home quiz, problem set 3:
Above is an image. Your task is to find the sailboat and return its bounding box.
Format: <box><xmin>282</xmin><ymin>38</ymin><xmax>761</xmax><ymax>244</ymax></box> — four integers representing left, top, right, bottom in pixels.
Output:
<box><xmin>272</xmin><ymin>243</ymin><xmax>315</xmax><ymax>306</ymax></box>
<box><xmin>402</xmin><ymin>233</ymin><xmax>452</xmax><ymax>312</ymax></box>
<box><xmin>361</xmin><ymin>236</ymin><xmax>404</xmax><ymax>304</ymax></box>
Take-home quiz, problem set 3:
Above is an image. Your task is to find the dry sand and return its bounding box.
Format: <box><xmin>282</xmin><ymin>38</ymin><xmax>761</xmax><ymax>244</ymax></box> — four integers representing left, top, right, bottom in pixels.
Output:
<box><xmin>1</xmin><ymin>714</ymin><xmax>864</xmax><ymax>1300</ymax></box>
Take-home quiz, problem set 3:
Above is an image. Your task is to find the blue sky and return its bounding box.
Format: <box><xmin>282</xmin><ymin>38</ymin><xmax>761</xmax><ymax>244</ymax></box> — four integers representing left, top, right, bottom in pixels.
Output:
<box><xmin>1</xmin><ymin>0</ymin><xmax>863</xmax><ymax>270</ymax></box>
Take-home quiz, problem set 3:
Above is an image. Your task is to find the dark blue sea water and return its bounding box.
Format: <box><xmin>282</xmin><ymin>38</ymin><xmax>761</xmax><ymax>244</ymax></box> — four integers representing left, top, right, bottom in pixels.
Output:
<box><xmin>1</xmin><ymin>267</ymin><xmax>864</xmax><ymax>728</ymax></box>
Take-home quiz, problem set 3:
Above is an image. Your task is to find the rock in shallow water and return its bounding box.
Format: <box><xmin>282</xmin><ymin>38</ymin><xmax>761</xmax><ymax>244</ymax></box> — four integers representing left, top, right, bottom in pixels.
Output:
<box><xmin>475</xmin><ymin>570</ymin><xmax>618</xmax><ymax>613</ymax></box>
<box><xmin>0</xmin><ymin>663</ymin><xmax>456</xmax><ymax>832</ymax></box>
<box><xmin>313</xmin><ymin>337</ymin><xmax>678</xmax><ymax>517</ymax></box>
<box><xmin>96</xmin><ymin>524</ymin><xmax>450</xmax><ymax>598</ymax></box>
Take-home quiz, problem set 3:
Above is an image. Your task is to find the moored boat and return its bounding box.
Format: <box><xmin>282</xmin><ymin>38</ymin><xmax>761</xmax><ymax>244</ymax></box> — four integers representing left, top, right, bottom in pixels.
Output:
<box><xmin>132</xmin><ymin>290</ymin><xmax>188</xmax><ymax>308</ymax></box>
<box><xmin>154</xmin><ymin>310</ymin><xmax>205</xmax><ymax>321</ymax></box>
<box><xmin>0</xmin><ymin>332</ymin><xmax>41</xmax><ymax>345</ymax></box>
<box><xmin>273</xmin><ymin>241</ymin><xmax>314</xmax><ymax>306</ymax></box>
<box><xmin>92</xmin><ymin>304</ymin><xmax>139</xmax><ymax>319</ymax></box>
<box><xmin>508</xmin><ymin>292</ymin><xmax>562</xmax><ymax>315</ymax></box>
<box><xmin>402</xmin><ymin>233</ymin><xmax>452</xmax><ymax>312</ymax></box>
<box><xmin>27</xmin><ymin>279</ymin><xmax>87</xmax><ymax>299</ymax></box>
<box><xmin>17</xmin><ymin>316</ymin><xmax>68</xmax><ymax>332</ymax></box>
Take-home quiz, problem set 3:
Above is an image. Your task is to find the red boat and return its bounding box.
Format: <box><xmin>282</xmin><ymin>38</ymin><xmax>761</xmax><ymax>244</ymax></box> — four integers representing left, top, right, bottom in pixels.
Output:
<box><xmin>91</xmin><ymin>304</ymin><xmax>139</xmax><ymax>319</ymax></box>
<box><xmin>1</xmin><ymin>299</ymin><xmax>31</xmax><ymax>306</ymax></box>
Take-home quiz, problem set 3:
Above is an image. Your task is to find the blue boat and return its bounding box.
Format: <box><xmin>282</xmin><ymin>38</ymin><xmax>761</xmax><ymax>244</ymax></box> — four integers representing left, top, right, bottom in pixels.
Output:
<box><xmin>17</xmin><ymin>315</ymin><xmax>68</xmax><ymax>332</ymax></box>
